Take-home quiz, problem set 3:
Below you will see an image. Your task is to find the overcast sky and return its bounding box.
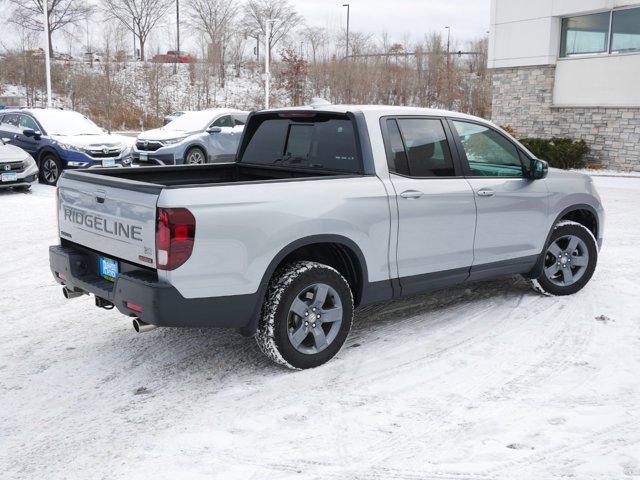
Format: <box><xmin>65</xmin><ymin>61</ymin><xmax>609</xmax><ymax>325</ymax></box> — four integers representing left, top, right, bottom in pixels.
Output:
<box><xmin>4</xmin><ymin>0</ymin><xmax>491</xmax><ymax>54</ymax></box>
<box><xmin>289</xmin><ymin>0</ymin><xmax>491</xmax><ymax>44</ymax></box>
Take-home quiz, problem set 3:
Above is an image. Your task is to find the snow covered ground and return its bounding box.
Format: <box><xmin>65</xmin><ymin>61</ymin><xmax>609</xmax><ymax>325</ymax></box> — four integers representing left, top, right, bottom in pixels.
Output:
<box><xmin>1</xmin><ymin>177</ymin><xmax>639</xmax><ymax>480</ymax></box>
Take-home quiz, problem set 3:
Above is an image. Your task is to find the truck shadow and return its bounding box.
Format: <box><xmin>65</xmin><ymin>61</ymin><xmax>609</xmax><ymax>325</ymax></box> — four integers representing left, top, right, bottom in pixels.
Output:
<box><xmin>115</xmin><ymin>276</ymin><xmax>533</xmax><ymax>383</ymax></box>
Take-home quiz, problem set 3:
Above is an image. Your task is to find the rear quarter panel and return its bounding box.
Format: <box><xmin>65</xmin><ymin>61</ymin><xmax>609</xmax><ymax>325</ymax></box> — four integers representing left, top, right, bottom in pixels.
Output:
<box><xmin>157</xmin><ymin>176</ymin><xmax>392</xmax><ymax>299</ymax></box>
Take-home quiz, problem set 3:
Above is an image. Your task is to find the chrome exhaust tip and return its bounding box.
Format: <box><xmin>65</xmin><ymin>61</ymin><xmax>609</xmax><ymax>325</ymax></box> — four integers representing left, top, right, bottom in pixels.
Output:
<box><xmin>133</xmin><ymin>318</ymin><xmax>157</xmax><ymax>333</ymax></box>
<box><xmin>62</xmin><ymin>286</ymin><xmax>83</xmax><ymax>299</ymax></box>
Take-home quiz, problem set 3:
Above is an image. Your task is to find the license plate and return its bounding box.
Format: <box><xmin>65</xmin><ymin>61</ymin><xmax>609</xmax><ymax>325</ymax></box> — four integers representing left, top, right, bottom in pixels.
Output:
<box><xmin>1</xmin><ymin>172</ymin><xmax>17</xmax><ymax>182</ymax></box>
<box><xmin>102</xmin><ymin>158</ymin><xmax>116</xmax><ymax>167</ymax></box>
<box><xmin>99</xmin><ymin>257</ymin><xmax>119</xmax><ymax>281</ymax></box>
<box><xmin>139</xmin><ymin>152</ymin><xmax>148</xmax><ymax>160</ymax></box>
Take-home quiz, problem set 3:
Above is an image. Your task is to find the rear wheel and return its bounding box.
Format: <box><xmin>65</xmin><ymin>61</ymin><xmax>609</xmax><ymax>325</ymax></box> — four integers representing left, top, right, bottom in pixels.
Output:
<box><xmin>185</xmin><ymin>147</ymin><xmax>206</xmax><ymax>165</ymax></box>
<box><xmin>531</xmin><ymin>221</ymin><xmax>598</xmax><ymax>296</ymax></box>
<box><xmin>39</xmin><ymin>154</ymin><xmax>61</xmax><ymax>185</ymax></box>
<box><xmin>255</xmin><ymin>261</ymin><xmax>354</xmax><ymax>370</ymax></box>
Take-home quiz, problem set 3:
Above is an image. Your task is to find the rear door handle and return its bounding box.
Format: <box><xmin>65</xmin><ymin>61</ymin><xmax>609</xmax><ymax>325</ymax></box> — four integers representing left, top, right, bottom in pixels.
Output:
<box><xmin>400</xmin><ymin>190</ymin><xmax>424</xmax><ymax>200</ymax></box>
<box><xmin>476</xmin><ymin>188</ymin><xmax>495</xmax><ymax>197</ymax></box>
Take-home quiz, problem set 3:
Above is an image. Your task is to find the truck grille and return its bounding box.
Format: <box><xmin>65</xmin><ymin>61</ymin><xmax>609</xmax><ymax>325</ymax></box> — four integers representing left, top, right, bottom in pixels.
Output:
<box><xmin>136</xmin><ymin>141</ymin><xmax>163</xmax><ymax>152</ymax></box>
<box><xmin>1</xmin><ymin>161</ymin><xmax>25</xmax><ymax>173</ymax></box>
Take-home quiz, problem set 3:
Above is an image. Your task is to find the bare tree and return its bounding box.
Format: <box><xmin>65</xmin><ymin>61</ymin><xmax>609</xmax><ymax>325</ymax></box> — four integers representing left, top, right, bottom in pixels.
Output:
<box><xmin>186</xmin><ymin>0</ymin><xmax>238</xmax><ymax>86</ymax></box>
<box><xmin>7</xmin><ymin>0</ymin><xmax>93</xmax><ymax>56</ymax></box>
<box><xmin>301</xmin><ymin>26</ymin><xmax>326</xmax><ymax>65</ymax></box>
<box><xmin>101</xmin><ymin>0</ymin><xmax>173</xmax><ymax>61</ymax></box>
<box><xmin>242</xmin><ymin>0</ymin><xmax>301</xmax><ymax>60</ymax></box>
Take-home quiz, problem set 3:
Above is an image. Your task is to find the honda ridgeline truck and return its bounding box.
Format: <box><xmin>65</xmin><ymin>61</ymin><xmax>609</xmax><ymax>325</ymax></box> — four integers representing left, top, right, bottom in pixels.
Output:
<box><xmin>50</xmin><ymin>106</ymin><xmax>604</xmax><ymax>369</ymax></box>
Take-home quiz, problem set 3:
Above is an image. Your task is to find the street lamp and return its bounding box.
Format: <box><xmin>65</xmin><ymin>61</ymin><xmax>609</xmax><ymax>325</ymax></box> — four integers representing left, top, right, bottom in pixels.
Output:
<box><xmin>343</xmin><ymin>3</ymin><xmax>351</xmax><ymax>102</ymax></box>
<box><xmin>42</xmin><ymin>0</ymin><xmax>52</xmax><ymax>107</ymax></box>
<box><xmin>444</xmin><ymin>26</ymin><xmax>451</xmax><ymax>109</ymax></box>
<box><xmin>264</xmin><ymin>18</ymin><xmax>279</xmax><ymax>109</ymax></box>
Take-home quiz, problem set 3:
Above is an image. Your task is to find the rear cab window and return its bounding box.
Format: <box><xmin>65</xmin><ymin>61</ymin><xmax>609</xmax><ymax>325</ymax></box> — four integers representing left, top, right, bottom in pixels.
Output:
<box><xmin>238</xmin><ymin>112</ymin><xmax>362</xmax><ymax>174</ymax></box>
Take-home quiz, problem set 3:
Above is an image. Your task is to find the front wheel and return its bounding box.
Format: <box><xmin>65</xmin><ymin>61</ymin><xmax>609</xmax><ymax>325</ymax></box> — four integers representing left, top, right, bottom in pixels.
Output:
<box><xmin>39</xmin><ymin>154</ymin><xmax>62</xmax><ymax>185</ymax></box>
<box><xmin>255</xmin><ymin>261</ymin><xmax>354</xmax><ymax>370</ymax></box>
<box><xmin>185</xmin><ymin>147</ymin><xmax>206</xmax><ymax>165</ymax></box>
<box><xmin>531</xmin><ymin>221</ymin><xmax>598</xmax><ymax>296</ymax></box>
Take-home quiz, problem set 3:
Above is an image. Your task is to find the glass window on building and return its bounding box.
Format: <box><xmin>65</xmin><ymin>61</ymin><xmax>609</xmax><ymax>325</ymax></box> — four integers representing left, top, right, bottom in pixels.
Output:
<box><xmin>611</xmin><ymin>7</ymin><xmax>640</xmax><ymax>53</ymax></box>
<box><xmin>560</xmin><ymin>12</ymin><xmax>611</xmax><ymax>56</ymax></box>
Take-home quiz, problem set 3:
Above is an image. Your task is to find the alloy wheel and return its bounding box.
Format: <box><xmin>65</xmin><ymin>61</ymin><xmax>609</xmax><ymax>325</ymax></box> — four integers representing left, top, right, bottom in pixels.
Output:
<box><xmin>287</xmin><ymin>283</ymin><xmax>343</xmax><ymax>355</ymax></box>
<box><xmin>543</xmin><ymin>234</ymin><xmax>590</xmax><ymax>287</ymax></box>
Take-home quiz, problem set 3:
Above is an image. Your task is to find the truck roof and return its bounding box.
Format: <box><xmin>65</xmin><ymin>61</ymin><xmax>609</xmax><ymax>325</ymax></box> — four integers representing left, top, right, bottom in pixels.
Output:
<box><xmin>263</xmin><ymin>104</ymin><xmax>489</xmax><ymax>124</ymax></box>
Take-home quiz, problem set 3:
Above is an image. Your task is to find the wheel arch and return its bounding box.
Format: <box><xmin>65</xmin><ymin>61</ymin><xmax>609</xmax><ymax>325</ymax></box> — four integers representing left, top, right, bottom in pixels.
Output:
<box><xmin>526</xmin><ymin>204</ymin><xmax>600</xmax><ymax>279</ymax></box>
<box><xmin>184</xmin><ymin>143</ymin><xmax>208</xmax><ymax>163</ymax></box>
<box><xmin>241</xmin><ymin>234</ymin><xmax>372</xmax><ymax>336</ymax></box>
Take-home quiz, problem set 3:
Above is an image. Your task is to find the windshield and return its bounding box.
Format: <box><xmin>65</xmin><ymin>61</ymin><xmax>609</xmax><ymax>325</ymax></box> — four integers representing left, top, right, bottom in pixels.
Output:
<box><xmin>34</xmin><ymin>110</ymin><xmax>104</xmax><ymax>136</ymax></box>
<box><xmin>163</xmin><ymin>111</ymin><xmax>216</xmax><ymax>132</ymax></box>
<box><xmin>239</xmin><ymin>114</ymin><xmax>361</xmax><ymax>173</ymax></box>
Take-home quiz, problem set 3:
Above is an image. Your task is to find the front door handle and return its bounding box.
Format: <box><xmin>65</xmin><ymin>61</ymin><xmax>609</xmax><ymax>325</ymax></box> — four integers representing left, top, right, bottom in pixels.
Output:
<box><xmin>476</xmin><ymin>188</ymin><xmax>495</xmax><ymax>197</ymax></box>
<box><xmin>400</xmin><ymin>190</ymin><xmax>424</xmax><ymax>199</ymax></box>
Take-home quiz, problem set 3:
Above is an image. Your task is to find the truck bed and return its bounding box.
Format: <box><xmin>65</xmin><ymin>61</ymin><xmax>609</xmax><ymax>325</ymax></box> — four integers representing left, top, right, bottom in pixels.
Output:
<box><xmin>63</xmin><ymin>163</ymin><xmax>357</xmax><ymax>192</ymax></box>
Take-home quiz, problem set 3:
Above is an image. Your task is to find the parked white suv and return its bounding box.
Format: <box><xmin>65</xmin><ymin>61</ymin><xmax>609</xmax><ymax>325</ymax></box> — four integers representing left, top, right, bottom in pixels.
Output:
<box><xmin>133</xmin><ymin>109</ymin><xmax>249</xmax><ymax>166</ymax></box>
<box><xmin>0</xmin><ymin>138</ymin><xmax>38</xmax><ymax>191</ymax></box>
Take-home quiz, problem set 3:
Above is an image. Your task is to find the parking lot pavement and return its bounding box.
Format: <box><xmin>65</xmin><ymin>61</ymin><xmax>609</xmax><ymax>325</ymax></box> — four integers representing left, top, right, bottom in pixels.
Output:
<box><xmin>1</xmin><ymin>177</ymin><xmax>639</xmax><ymax>480</ymax></box>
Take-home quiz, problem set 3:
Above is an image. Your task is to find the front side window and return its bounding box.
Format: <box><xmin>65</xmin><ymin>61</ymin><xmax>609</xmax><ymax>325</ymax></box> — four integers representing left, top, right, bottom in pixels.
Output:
<box><xmin>211</xmin><ymin>115</ymin><xmax>233</xmax><ymax>128</ymax></box>
<box><xmin>19</xmin><ymin>115</ymin><xmax>39</xmax><ymax>131</ymax></box>
<box><xmin>452</xmin><ymin>121</ymin><xmax>523</xmax><ymax>177</ymax></box>
<box><xmin>560</xmin><ymin>12</ymin><xmax>610</xmax><ymax>56</ymax></box>
<box><xmin>611</xmin><ymin>7</ymin><xmax>640</xmax><ymax>53</ymax></box>
<box><xmin>392</xmin><ymin>118</ymin><xmax>455</xmax><ymax>177</ymax></box>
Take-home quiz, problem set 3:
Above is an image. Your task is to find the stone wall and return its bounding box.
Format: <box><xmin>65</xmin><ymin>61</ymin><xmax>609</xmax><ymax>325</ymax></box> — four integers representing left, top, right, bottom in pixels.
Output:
<box><xmin>491</xmin><ymin>65</ymin><xmax>640</xmax><ymax>171</ymax></box>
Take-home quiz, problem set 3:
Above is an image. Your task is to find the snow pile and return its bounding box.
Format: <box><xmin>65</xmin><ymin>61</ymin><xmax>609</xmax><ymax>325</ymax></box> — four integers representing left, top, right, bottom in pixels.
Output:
<box><xmin>1</xmin><ymin>177</ymin><xmax>639</xmax><ymax>479</ymax></box>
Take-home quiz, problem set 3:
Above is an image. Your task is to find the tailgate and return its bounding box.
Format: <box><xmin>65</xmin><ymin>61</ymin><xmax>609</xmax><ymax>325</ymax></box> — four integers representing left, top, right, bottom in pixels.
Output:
<box><xmin>57</xmin><ymin>176</ymin><xmax>159</xmax><ymax>267</ymax></box>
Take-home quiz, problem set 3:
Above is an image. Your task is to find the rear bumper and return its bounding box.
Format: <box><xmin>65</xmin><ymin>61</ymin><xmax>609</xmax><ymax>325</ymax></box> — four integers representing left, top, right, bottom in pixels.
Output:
<box><xmin>49</xmin><ymin>243</ymin><xmax>259</xmax><ymax>329</ymax></box>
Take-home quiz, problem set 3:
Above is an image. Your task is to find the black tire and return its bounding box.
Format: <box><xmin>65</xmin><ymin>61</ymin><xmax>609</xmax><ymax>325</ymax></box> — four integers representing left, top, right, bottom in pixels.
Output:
<box><xmin>255</xmin><ymin>261</ymin><xmax>354</xmax><ymax>370</ymax></box>
<box><xmin>531</xmin><ymin>221</ymin><xmax>598</xmax><ymax>296</ymax></box>
<box><xmin>184</xmin><ymin>147</ymin><xmax>206</xmax><ymax>165</ymax></box>
<box><xmin>39</xmin><ymin>154</ymin><xmax>62</xmax><ymax>185</ymax></box>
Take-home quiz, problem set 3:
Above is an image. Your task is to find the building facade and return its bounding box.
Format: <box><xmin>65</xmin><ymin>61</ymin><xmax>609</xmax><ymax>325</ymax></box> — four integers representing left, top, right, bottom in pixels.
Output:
<box><xmin>489</xmin><ymin>0</ymin><xmax>640</xmax><ymax>170</ymax></box>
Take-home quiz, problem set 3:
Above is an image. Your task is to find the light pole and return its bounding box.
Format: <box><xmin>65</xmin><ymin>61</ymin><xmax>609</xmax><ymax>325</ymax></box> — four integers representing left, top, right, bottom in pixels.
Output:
<box><xmin>174</xmin><ymin>0</ymin><xmax>180</xmax><ymax>74</ymax></box>
<box><xmin>42</xmin><ymin>0</ymin><xmax>52</xmax><ymax>107</ymax></box>
<box><xmin>342</xmin><ymin>3</ymin><xmax>350</xmax><ymax>102</ymax></box>
<box><xmin>445</xmin><ymin>26</ymin><xmax>451</xmax><ymax>109</ymax></box>
<box><xmin>264</xmin><ymin>19</ymin><xmax>278</xmax><ymax>109</ymax></box>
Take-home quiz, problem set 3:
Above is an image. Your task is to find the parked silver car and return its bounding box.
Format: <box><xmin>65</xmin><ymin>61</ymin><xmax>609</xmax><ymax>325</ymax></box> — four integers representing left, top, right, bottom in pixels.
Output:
<box><xmin>133</xmin><ymin>109</ymin><xmax>249</xmax><ymax>166</ymax></box>
<box><xmin>0</xmin><ymin>138</ymin><xmax>38</xmax><ymax>191</ymax></box>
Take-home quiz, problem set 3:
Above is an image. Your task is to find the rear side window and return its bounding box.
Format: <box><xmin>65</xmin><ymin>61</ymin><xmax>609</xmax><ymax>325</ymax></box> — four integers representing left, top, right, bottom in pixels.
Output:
<box><xmin>385</xmin><ymin>118</ymin><xmax>455</xmax><ymax>177</ymax></box>
<box><xmin>1</xmin><ymin>113</ymin><xmax>20</xmax><ymax>127</ymax></box>
<box><xmin>452</xmin><ymin>121</ymin><xmax>524</xmax><ymax>177</ymax></box>
<box><xmin>240</xmin><ymin>116</ymin><xmax>360</xmax><ymax>173</ymax></box>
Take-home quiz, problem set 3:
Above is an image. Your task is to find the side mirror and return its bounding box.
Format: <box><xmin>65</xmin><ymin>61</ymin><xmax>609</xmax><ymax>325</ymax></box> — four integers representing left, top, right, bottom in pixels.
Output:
<box><xmin>206</xmin><ymin>126</ymin><xmax>222</xmax><ymax>134</ymax></box>
<box><xmin>23</xmin><ymin>128</ymin><xmax>35</xmax><ymax>137</ymax></box>
<box><xmin>530</xmin><ymin>158</ymin><xmax>548</xmax><ymax>180</ymax></box>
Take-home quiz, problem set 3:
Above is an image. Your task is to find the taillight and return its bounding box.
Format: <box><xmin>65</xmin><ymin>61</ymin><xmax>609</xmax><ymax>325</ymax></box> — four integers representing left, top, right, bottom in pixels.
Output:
<box><xmin>156</xmin><ymin>208</ymin><xmax>196</xmax><ymax>270</ymax></box>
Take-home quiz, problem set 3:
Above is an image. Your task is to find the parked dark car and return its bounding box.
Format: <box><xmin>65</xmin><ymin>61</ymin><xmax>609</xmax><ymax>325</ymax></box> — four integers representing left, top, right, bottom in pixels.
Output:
<box><xmin>0</xmin><ymin>108</ymin><xmax>133</xmax><ymax>185</ymax></box>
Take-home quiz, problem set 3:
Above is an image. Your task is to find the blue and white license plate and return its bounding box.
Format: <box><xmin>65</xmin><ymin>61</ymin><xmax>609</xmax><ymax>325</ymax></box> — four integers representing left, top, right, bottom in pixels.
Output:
<box><xmin>99</xmin><ymin>257</ymin><xmax>119</xmax><ymax>281</ymax></box>
<box><xmin>139</xmin><ymin>152</ymin><xmax>148</xmax><ymax>161</ymax></box>
<box><xmin>102</xmin><ymin>158</ymin><xmax>116</xmax><ymax>167</ymax></box>
<box><xmin>1</xmin><ymin>172</ymin><xmax>18</xmax><ymax>182</ymax></box>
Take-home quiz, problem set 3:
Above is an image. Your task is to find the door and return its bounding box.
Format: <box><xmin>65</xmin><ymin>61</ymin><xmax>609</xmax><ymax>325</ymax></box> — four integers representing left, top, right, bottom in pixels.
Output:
<box><xmin>207</xmin><ymin>115</ymin><xmax>241</xmax><ymax>160</ymax></box>
<box><xmin>14</xmin><ymin>114</ymin><xmax>41</xmax><ymax>156</ymax></box>
<box><xmin>449</xmin><ymin>120</ymin><xmax>550</xmax><ymax>272</ymax></box>
<box><xmin>384</xmin><ymin>117</ymin><xmax>477</xmax><ymax>296</ymax></box>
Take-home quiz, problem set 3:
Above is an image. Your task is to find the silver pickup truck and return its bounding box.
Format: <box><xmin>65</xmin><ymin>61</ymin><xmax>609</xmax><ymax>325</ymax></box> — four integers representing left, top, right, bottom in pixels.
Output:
<box><xmin>50</xmin><ymin>106</ymin><xmax>604</xmax><ymax>369</ymax></box>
